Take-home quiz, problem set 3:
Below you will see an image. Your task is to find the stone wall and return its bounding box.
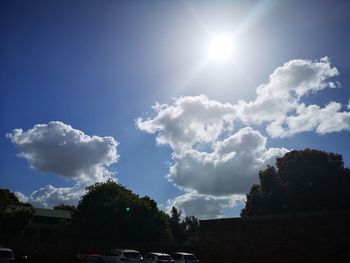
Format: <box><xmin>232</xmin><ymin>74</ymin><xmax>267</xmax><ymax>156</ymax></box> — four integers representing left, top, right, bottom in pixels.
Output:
<box><xmin>200</xmin><ymin>210</ymin><xmax>350</xmax><ymax>263</ymax></box>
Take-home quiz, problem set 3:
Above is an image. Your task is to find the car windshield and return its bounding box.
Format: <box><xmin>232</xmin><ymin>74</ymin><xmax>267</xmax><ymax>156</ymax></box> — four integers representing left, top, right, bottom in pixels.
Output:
<box><xmin>158</xmin><ymin>255</ymin><xmax>172</xmax><ymax>260</ymax></box>
<box><xmin>184</xmin><ymin>255</ymin><xmax>197</xmax><ymax>260</ymax></box>
<box><xmin>124</xmin><ymin>252</ymin><xmax>141</xmax><ymax>259</ymax></box>
<box><xmin>0</xmin><ymin>251</ymin><xmax>13</xmax><ymax>258</ymax></box>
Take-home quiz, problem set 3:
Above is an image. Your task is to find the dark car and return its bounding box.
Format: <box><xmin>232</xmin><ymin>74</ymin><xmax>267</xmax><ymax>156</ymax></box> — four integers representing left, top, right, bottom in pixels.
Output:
<box><xmin>0</xmin><ymin>248</ymin><xmax>14</xmax><ymax>263</ymax></box>
<box><xmin>81</xmin><ymin>254</ymin><xmax>105</xmax><ymax>263</ymax></box>
<box><xmin>144</xmin><ymin>252</ymin><xmax>174</xmax><ymax>263</ymax></box>
<box><xmin>171</xmin><ymin>253</ymin><xmax>199</xmax><ymax>263</ymax></box>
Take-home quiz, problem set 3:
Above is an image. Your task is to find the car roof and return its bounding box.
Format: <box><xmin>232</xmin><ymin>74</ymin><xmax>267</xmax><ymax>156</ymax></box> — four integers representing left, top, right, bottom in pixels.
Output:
<box><xmin>0</xmin><ymin>248</ymin><xmax>13</xmax><ymax>253</ymax></box>
<box><xmin>148</xmin><ymin>252</ymin><xmax>171</xmax><ymax>256</ymax></box>
<box><xmin>172</xmin><ymin>252</ymin><xmax>195</xmax><ymax>256</ymax></box>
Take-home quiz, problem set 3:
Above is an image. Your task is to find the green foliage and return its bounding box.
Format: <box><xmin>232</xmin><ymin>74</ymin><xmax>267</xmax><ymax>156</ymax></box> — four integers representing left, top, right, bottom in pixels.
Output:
<box><xmin>241</xmin><ymin>149</ymin><xmax>350</xmax><ymax>217</ymax></box>
<box><xmin>74</xmin><ymin>180</ymin><xmax>171</xmax><ymax>242</ymax></box>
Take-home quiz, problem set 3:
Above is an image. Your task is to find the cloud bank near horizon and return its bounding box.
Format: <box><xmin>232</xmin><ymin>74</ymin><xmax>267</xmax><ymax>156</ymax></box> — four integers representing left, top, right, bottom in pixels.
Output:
<box><xmin>8</xmin><ymin>121</ymin><xmax>119</xmax><ymax>208</ymax></box>
<box><xmin>137</xmin><ymin>57</ymin><xmax>350</xmax><ymax>218</ymax></box>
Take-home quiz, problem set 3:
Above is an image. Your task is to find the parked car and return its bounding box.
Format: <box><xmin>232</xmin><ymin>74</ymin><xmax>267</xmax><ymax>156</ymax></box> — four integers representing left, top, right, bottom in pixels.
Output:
<box><xmin>143</xmin><ymin>252</ymin><xmax>174</xmax><ymax>263</ymax></box>
<box><xmin>0</xmin><ymin>248</ymin><xmax>14</xmax><ymax>263</ymax></box>
<box><xmin>81</xmin><ymin>254</ymin><xmax>105</xmax><ymax>263</ymax></box>
<box><xmin>170</xmin><ymin>253</ymin><xmax>199</xmax><ymax>263</ymax></box>
<box><xmin>104</xmin><ymin>249</ymin><xmax>143</xmax><ymax>263</ymax></box>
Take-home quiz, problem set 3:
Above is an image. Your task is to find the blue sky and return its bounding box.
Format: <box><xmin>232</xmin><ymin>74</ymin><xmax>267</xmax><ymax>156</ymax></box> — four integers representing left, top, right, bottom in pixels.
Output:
<box><xmin>1</xmin><ymin>0</ymin><xmax>350</xmax><ymax>218</ymax></box>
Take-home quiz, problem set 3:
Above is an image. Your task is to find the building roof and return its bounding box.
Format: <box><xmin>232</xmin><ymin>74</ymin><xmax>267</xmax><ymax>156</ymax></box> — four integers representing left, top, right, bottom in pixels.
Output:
<box><xmin>34</xmin><ymin>208</ymin><xmax>71</xmax><ymax>219</ymax></box>
<box><xmin>7</xmin><ymin>205</ymin><xmax>72</xmax><ymax>219</ymax></box>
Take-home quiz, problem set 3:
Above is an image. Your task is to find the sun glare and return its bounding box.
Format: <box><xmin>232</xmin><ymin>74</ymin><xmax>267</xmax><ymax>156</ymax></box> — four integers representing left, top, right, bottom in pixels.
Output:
<box><xmin>208</xmin><ymin>35</ymin><xmax>234</xmax><ymax>62</ymax></box>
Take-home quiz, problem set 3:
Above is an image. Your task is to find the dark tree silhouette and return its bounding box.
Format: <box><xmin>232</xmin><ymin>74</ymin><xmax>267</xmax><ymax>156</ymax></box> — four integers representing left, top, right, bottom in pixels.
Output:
<box><xmin>74</xmin><ymin>180</ymin><xmax>171</xmax><ymax>242</ymax></box>
<box><xmin>170</xmin><ymin>206</ymin><xmax>184</xmax><ymax>242</ymax></box>
<box><xmin>170</xmin><ymin>207</ymin><xmax>200</xmax><ymax>244</ymax></box>
<box><xmin>0</xmin><ymin>188</ymin><xmax>33</xmax><ymax>236</ymax></box>
<box><xmin>241</xmin><ymin>149</ymin><xmax>350</xmax><ymax>217</ymax></box>
<box><xmin>183</xmin><ymin>215</ymin><xmax>200</xmax><ymax>244</ymax></box>
<box><xmin>0</xmin><ymin>188</ymin><xmax>22</xmax><ymax>211</ymax></box>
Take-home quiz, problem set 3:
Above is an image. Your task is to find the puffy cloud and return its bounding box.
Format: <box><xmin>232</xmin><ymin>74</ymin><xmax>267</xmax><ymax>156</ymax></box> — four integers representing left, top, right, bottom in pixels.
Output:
<box><xmin>170</xmin><ymin>127</ymin><xmax>288</xmax><ymax>195</ymax></box>
<box><xmin>137</xmin><ymin>97</ymin><xmax>288</xmax><ymax>218</ymax></box>
<box><xmin>167</xmin><ymin>192</ymin><xmax>245</xmax><ymax>219</ymax></box>
<box><xmin>15</xmin><ymin>191</ymin><xmax>29</xmax><ymax>203</ymax></box>
<box><xmin>138</xmin><ymin>58</ymin><xmax>346</xmax><ymax>142</ymax></box>
<box><xmin>138</xmin><ymin>99</ymin><xmax>288</xmax><ymax>196</ymax></box>
<box><xmin>16</xmin><ymin>185</ymin><xmax>85</xmax><ymax>208</ymax></box>
<box><xmin>138</xmin><ymin>57</ymin><xmax>350</xmax><ymax>218</ymax></box>
<box><xmin>8</xmin><ymin>121</ymin><xmax>119</xmax><ymax>208</ymax></box>
<box><xmin>7</xmin><ymin>121</ymin><xmax>119</xmax><ymax>185</ymax></box>
<box><xmin>237</xmin><ymin>57</ymin><xmax>339</xmax><ymax>125</ymax></box>
<box><xmin>239</xmin><ymin>57</ymin><xmax>350</xmax><ymax>137</ymax></box>
<box><xmin>136</xmin><ymin>95</ymin><xmax>236</xmax><ymax>154</ymax></box>
<box><xmin>267</xmin><ymin>102</ymin><xmax>350</xmax><ymax>137</ymax></box>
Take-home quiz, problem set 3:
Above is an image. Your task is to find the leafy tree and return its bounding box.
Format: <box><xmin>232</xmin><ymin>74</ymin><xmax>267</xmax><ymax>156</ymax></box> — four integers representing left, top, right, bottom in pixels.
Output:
<box><xmin>170</xmin><ymin>207</ymin><xmax>200</xmax><ymax>244</ymax></box>
<box><xmin>0</xmin><ymin>188</ymin><xmax>33</xmax><ymax>236</ymax></box>
<box><xmin>170</xmin><ymin>206</ymin><xmax>185</xmax><ymax>242</ymax></box>
<box><xmin>0</xmin><ymin>188</ymin><xmax>22</xmax><ymax>212</ymax></box>
<box><xmin>183</xmin><ymin>215</ymin><xmax>200</xmax><ymax>244</ymax></box>
<box><xmin>74</xmin><ymin>180</ymin><xmax>171</xmax><ymax>242</ymax></box>
<box><xmin>241</xmin><ymin>149</ymin><xmax>350</xmax><ymax>217</ymax></box>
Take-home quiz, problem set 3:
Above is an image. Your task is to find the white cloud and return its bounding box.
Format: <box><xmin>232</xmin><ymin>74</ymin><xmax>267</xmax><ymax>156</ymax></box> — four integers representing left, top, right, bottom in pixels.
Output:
<box><xmin>137</xmin><ymin>98</ymin><xmax>288</xmax><ymax>218</ymax></box>
<box><xmin>137</xmin><ymin>99</ymin><xmax>288</xmax><ymax>196</ymax></box>
<box><xmin>170</xmin><ymin>127</ymin><xmax>288</xmax><ymax>195</ymax></box>
<box><xmin>16</xmin><ymin>185</ymin><xmax>85</xmax><ymax>208</ymax></box>
<box><xmin>8</xmin><ymin>121</ymin><xmax>120</xmax><ymax>208</ymax></box>
<box><xmin>7</xmin><ymin>121</ymin><xmax>119</xmax><ymax>185</ymax></box>
<box><xmin>136</xmin><ymin>95</ymin><xmax>236</xmax><ymax>155</ymax></box>
<box><xmin>267</xmin><ymin>102</ymin><xmax>350</xmax><ymax>137</ymax></box>
<box><xmin>239</xmin><ymin>57</ymin><xmax>350</xmax><ymax>137</ymax></box>
<box><xmin>15</xmin><ymin>191</ymin><xmax>29</xmax><ymax>203</ymax></box>
<box><xmin>167</xmin><ymin>192</ymin><xmax>245</xmax><ymax>219</ymax></box>
<box><xmin>237</xmin><ymin>57</ymin><xmax>339</xmax><ymax>125</ymax></box>
<box><xmin>138</xmin><ymin>57</ymin><xmax>350</xmax><ymax>218</ymax></box>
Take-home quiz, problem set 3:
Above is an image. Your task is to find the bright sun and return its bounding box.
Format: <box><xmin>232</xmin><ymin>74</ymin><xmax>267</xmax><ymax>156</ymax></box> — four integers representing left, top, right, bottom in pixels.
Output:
<box><xmin>208</xmin><ymin>35</ymin><xmax>234</xmax><ymax>62</ymax></box>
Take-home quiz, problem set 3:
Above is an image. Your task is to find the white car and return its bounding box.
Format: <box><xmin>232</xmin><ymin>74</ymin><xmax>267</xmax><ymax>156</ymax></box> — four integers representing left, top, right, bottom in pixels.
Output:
<box><xmin>0</xmin><ymin>248</ymin><xmax>14</xmax><ymax>263</ymax></box>
<box><xmin>170</xmin><ymin>252</ymin><xmax>199</xmax><ymax>263</ymax></box>
<box><xmin>104</xmin><ymin>249</ymin><xmax>143</xmax><ymax>263</ymax></box>
<box><xmin>143</xmin><ymin>252</ymin><xmax>174</xmax><ymax>263</ymax></box>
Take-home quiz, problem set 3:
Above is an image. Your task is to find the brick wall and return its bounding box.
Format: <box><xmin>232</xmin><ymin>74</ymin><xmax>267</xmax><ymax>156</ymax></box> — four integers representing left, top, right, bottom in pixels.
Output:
<box><xmin>200</xmin><ymin>210</ymin><xmax>350</xmax><ymax>263</ymax></box>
